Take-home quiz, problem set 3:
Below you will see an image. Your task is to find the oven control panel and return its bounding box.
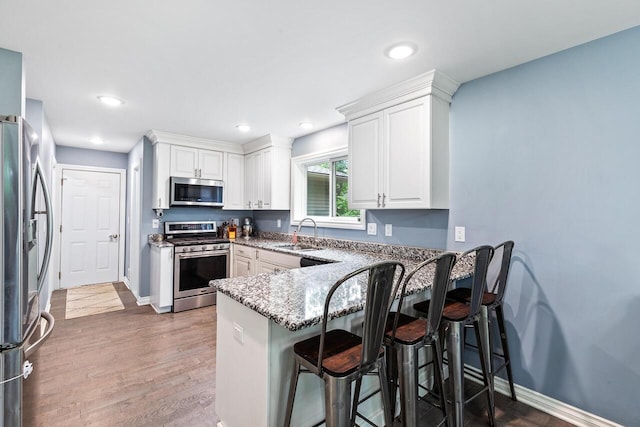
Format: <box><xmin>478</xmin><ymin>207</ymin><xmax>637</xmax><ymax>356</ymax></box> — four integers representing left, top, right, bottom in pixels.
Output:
<box><xmin>174</xmin><ymin>243</ymin><xmax>230</xmax><ymax>253</ymax></box>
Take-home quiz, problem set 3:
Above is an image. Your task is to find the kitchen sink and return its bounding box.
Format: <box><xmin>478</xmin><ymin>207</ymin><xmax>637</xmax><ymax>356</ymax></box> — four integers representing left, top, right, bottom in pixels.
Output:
<box><xmin>274</xmin><ymin>244</ymin><xmax>320</xmax><ymax>252</ymax></box>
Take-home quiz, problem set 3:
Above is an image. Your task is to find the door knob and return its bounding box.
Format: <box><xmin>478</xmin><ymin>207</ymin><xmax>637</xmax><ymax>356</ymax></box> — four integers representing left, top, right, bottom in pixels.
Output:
<box><xmin>109</xmin><ymin>233</ymin><xmax>119</xmax><ymax>239</ymax></box>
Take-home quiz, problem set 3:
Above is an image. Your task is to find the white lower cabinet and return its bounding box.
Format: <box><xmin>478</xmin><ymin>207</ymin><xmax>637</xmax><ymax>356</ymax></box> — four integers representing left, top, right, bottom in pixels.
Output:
<box><xmin>232</xmin><ymin>245</ymin><xmax>257</xmax><ymax>277</ymax></box>
<box><xmin>231</xmin><ymin>244</ymin><xmax>301</xmax><ymax>277</ymax></box>
<box><xmin>256</xmin><ymin>249</ymin><xmax>301</xmax><ymax>273</ymax></box>
<box><xmin>150</xmin><ymin>245</ymin><xmax>173</xmax><ymax>313</ymax></box>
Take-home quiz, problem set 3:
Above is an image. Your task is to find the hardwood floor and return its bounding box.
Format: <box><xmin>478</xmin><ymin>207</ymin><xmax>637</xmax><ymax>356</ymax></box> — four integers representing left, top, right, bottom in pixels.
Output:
<box><xmin>24</xmin><ymin>282</ymin><xmax>218</xmax><ymax>426</ymax></box>
<box><xmin>24</xmin><ymin>284</ymin><xmax>574</xmax><ymax>426</ymax></box>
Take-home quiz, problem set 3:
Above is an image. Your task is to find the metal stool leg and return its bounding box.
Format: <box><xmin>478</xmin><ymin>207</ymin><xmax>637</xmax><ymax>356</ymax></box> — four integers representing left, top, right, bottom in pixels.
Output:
<box><xmin>284</xmin><ymin>358</ymin><xmax>301</xmax><ymax>427</ymax></box>
<box><xmin>479</xmin><ymin>306</ymin><xmax>493</xmax><ymax>389</ymax></box>
<box><xmin>446</xmin><ymin>321</ymin><xmax>464</xmax><ymax>427</ymax></box>
<box><xmin>474</xmin><ymin>320</ymin><xmax>495</xmax><ymax>426</ymax></box>
<box><xmin>379</xmin><ymin>356</ymin><xmax>394</xmax><ymax>427</ymax></box>
<box><xmin>396</xmin><ymin>343</ymin><xmax>419</xmax><ymax>427</ymax></box>
<box><xmin>495</xmin><ymin>305</ymin><xmax>517</xmax><ymax>401</ymax></box>
<box><xmin>432</xmin><ymin>337</ymin><xmax>448</xmax><ymax>425</ymax></box>
<box><xmin>325</xmin><ymin>375</ymin><xmax>351</xmax><ymax>427</ymax></box>
<box><xmin>350</xmin><ymin>377</ymin><xmax>363</xmax><ymax>426</ymax></box>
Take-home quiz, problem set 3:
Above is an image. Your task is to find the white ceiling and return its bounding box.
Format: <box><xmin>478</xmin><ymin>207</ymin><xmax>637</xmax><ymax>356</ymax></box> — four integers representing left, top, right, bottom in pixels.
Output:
<box><xmin>2</xmin><ymin>1</ymin><xmax>640</xmax><ymax>153</ymax></box>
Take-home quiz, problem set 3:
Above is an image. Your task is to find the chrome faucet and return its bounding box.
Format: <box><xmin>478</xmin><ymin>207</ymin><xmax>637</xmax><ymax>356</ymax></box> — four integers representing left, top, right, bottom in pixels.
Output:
<box><xmin>296</xmin><ymin>217</ymin><xmax>318</xmax><ymax>242</ymax></box>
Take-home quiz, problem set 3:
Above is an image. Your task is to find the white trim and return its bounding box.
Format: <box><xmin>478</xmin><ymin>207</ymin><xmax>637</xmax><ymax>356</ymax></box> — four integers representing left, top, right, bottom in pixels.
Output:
<box><xmin>53</xmin><ymin>164</ymin><xmax>127</xmax><ymax>290</ymax></box>
<box><xmin>146</xmin><ymin>129</ymin><xmax>244</xmax><ymax>154</ymax></box>
<box><xmin>123</xmin><ymin>276</ymin><xmax>151</xmax><ymax>306</ymax></box>
<box><xmin>242</xmin><ymin>133</ymin><xmax>293</xmax><ymax>154</ymax></box>
<box><xmin>465</xmin><ymin>365</ymin><xmax>623</xmax><ymax>427</ymax></box>
<box><xmin>136</xmin><ymin>296</ymin><xmax>151</xmax><ymax>306</ymax></box>
<box><xmin>336</xmin><ymin>69</ymin><xmax>460</xmax><ymax>120</ymax></box>
<box><xmin>290</xmin><ymin>147</ymin><xmax>366</xmax><ymax>230</ymax></box>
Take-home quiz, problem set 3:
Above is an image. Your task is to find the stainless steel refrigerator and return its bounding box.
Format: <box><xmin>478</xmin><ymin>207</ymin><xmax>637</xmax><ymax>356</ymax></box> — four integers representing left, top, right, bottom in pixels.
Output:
<box><xmin>1</xmin><ymin>115</ymin><xmax>54</xmax><ymax>426</ymax></box>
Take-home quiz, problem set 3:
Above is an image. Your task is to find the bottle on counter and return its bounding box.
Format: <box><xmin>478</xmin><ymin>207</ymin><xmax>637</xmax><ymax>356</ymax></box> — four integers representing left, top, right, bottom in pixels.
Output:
<box><xmin>228</xmin><ymin>219</ymin><xmax>237</xmax><ymax>240</ymax></box>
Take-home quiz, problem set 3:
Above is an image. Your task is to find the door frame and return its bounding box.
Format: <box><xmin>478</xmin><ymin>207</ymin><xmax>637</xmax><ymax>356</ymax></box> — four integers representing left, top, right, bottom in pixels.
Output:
<box><xmin>52</xmin><ymin>164</ymin><xmax>127</xmax><ymax>290</ymax></box>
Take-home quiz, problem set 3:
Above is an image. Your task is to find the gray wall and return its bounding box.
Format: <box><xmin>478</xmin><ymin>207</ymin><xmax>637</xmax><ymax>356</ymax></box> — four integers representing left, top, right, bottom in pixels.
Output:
<box><xmin>0</xmin><ymin>47</ymin><xmax>23</xmax><ymax>116</ymax></box>
<box><xmin>448</xmin><ymin>25</ymin><xmax>640</xmax><ymax>426</ymax></box>
<box><xmin>56</xmin><ymin>145</ymin><xmax>128</xmax><ymax>169</ymax></box>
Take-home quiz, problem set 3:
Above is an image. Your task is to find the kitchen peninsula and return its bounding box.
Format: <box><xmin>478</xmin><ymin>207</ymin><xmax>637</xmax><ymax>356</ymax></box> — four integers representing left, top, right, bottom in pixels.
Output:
<box><xmin>213</xmin><ymin>237</ymin><xmax>472</xmax><ymax>427</ymax></box>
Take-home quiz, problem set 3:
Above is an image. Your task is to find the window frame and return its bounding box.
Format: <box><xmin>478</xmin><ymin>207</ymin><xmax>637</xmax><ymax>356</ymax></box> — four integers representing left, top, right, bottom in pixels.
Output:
<box><xmin>291</xmin><ymin>147</ymin><xmax>366</xmax><ymax>230</ymax></box>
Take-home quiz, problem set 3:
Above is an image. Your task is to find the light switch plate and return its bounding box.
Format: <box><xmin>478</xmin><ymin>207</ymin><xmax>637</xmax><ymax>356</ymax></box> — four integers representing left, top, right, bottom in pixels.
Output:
<box><xmin>454</xmin><ymin>226</ymin><xmax>466</xmax><ymax>242</ymax></box>
<box><xmin>385</xmin><ymin>224</ymin><xmax>392</xmax><ymax>237</ymax></box>
<box><xmin>276</xmin><ymin>219</ymin><xmax>281</xmax><ymax>228</ymax></box>
<box><xmin>367</xmin><ymin>223</ymin><xmax>377</xmax><ymax>235</ymax></box>
<box><xmin>152</xmin><ymin>219</ymin><xmax>160</xmax><ymax>229</ymax></box>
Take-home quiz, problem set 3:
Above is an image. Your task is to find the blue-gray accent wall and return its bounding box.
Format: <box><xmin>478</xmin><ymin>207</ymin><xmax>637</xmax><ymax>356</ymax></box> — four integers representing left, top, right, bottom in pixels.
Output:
<box><xmin>0</xmin><ymin>47</ymin><xmax>23</xmax><ymax>116</ymax></box>
<box><xmin>56</xmin><ymin>145</ymin><xmax>129</xmax><ymax>169</ymax></box>
<box><xmin>447</xmin><ymin>25</ymin><xmax>640</xmax><ymax>426</ymax></box>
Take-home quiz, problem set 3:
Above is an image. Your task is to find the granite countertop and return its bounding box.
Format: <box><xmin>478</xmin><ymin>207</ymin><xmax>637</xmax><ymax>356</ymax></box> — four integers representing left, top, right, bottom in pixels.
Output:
<box><xmin>213</xmin><ymin>235</ymin><xmax>473</xmax><ymax>331</ymax></box>
<box><xmin>148</xmin><ymin>234</ymin><xmax>174</xmax><ymax>248</ymax></box>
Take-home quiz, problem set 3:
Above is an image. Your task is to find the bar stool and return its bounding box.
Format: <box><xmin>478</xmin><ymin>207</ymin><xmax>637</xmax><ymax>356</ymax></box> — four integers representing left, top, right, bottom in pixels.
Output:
<box><xmin>283</xmin><ymin>261</ymin><xmax>405</xmax><ymax>427</ymax></box>
<box><xmin>384</xmin><ymin>252</ymin><xmax>458</xmax><ymax>427</ymax></box>
<box><xmin>413</xmin><ymin>245</ymin><xmax>496</xmax><ymax>427</ymax></box>
<box><xmin>446</xmin><ymin>241</ymin><xmax>517</xmax><ymax>401</ymax></box>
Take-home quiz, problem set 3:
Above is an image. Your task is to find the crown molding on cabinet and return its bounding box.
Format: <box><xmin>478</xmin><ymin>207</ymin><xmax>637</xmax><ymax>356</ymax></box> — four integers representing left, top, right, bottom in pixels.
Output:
<box><xmin>145</xmin><ymin>129</ymin><xmax>244</xmax><ymax>154</ymax></box>
<box><xmin>336</xmin><ymin>69</ymin><xmax>460</xmax><ymax>121</ymax></box>
<box><xmin>242</xmin><ymin>134</ymin><xmax>293</xmax><ymax>154</ymax></box>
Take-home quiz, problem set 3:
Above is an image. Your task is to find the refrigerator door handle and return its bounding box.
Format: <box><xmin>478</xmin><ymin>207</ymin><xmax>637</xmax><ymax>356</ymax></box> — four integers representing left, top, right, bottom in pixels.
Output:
<box><xmin>31</xmin><ymin>159</ymin><xmax>54</xmax><ymax>290</ymax></box>
<box><xmin>24</xmin><ymin>311</ymin><xmax>55</xmax><ymax>358</ymax></box>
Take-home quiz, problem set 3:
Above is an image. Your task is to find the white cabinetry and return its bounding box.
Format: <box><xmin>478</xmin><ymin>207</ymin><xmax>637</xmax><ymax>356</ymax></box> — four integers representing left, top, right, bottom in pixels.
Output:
<box><xmin>338</xmin><ymin>69</ymin><xmax>459</xmax><ymax>210</ymax></box>
<box><xmin>170</xmin><ymin>145</ymin><xmax>223</xmax><ymax>180</ymax></box>
<box><xmin>231</xmin><ymin>244</ymin><xmax>301</xmax><ymax>277</ymax></box>
<box><xmin>232</xmin><ymin>244</ymin><xmax>257</xmax><ymax>277</ymax></box>
<box><xmin>152</xmin><ymin>142</ymin><xmax>171</xmax><ymax>209</ymax></box>
<box><xmin>150</xmin><ymin>244</ymin><xmax>173</xmax><ymax>313</ymax></box>
<box><xmin>223</xmin><ymin>152</ymin><xmax>245</xmax><ymax>210</ymax></box>
<box><xmin>147</xmin><ymin>131</ymin><xmax>244</xmax><ymax>210</ymax></box>
<box><xmin>256</xmin><ymin>249</ymin><xmax>301</xmax><ymax>273</ymax></box>
<box><xmin>243</xmin><ymin>135</ymin><xmax>292</xmax><ymax>210</ymax></box>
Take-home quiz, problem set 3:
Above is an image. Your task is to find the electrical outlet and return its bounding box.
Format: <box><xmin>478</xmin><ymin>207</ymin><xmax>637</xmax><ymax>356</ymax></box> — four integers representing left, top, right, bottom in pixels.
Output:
<box><xmin>152</xmin><ymin>219</ymin><xmax>160</xmax><ymax>229</ymax></box>
<box><xmin>276</xmin><ymin>219</ymin><xmax>281</xmax><ymax>228</ymax></box>
<box><xmin>385</xmin><ymin>224</ymin><xmax>392</xmax><ymax>237</ymax></box>
<box><xmin>455</xmin><ymin>226</ymin><xmax>466</xmax><ymax>242</ymax></box>
<box><xmin>367</xmin><ymin>223</ymin><xmax>377</xmax><ymax>235</ymax></box>
<box><xmin>233</xmin><ymin>322</ymin><xmax>244</xmax><ymax>344</ymax></box>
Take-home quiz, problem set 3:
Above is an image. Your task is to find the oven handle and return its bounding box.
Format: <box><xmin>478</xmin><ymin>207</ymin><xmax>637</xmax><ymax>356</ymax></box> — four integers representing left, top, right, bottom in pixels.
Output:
<box><xmin>175</xmin><ymin>250</ymin><xmax>230</xmax><ymax>259</ymax></box>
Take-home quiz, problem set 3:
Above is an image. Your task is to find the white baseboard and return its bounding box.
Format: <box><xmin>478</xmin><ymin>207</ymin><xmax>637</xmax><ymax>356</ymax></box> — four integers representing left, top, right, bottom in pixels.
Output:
<box><xmin>122</xmin><ymin>276</ymin><xmax>150</xmax><ymax>306</ymax></box>
<box><xmin>465</xmin><ymin>365</ymin><xmax>622</xmax><ymax>427</ymax></box>
<box><xmin>136</xmin><ymin>296</ymin><xmax>151</xmax><ymax>306</ymax></box>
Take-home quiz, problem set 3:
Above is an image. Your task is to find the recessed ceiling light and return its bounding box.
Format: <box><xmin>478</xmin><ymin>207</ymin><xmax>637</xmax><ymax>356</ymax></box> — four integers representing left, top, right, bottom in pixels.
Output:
<box><xmin>386</xmin><ymin>43</ymin><xmax>417</xmax><ymax>60</ymax></box>
<box><xmin>97</xmin><ymin>95</ymin><xmax>124</xmax><ymax>107</ymax></box>
<box><xmin>89</xmin><ymin>136</ymin><xmax>104</xmax><ymax>145</ymax></box>
<box><xmin>299</xmin><ymin>122</ymin><xmax>313</xmax><ymax>130</ymax></box>
<box><xmin>236</xmin><ymin>124</ymin><xmax>251</xmax><ymax>132</ymax></box>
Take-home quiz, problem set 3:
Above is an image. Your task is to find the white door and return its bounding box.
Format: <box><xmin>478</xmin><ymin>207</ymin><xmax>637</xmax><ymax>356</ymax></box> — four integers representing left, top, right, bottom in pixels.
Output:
<box><xmin>170</xmin><ymin>145</ymin><xmax>198</xmax><ymax>177</ymax></box>
<box><xmin>60</xmin><ymin>169</ymin><xmax>122</xmax><ymax>288</ymax></box>
<box><xmin>348</xmin><ymin>112</ymin><xmax>383</xmax><ymax>208</ymax></box>
<box><xmin>198</xmin><ymin>149</ymin><xmax>224</xmax><ymax>180</ymax></box>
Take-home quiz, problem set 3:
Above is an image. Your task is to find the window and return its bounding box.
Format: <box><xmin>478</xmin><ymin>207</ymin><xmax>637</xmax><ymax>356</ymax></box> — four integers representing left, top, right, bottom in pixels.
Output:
<box><xmin>291</xmin><ymin>148</ymin><xmax>365</xmax><ymax>230</ymax></box>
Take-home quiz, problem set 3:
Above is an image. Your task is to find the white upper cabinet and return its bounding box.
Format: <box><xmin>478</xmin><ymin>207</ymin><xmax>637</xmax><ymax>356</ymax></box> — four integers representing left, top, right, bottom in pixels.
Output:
<box><xmin>147</xmin><ymin>131</ymin><xmax>243</xmax><ymax>210</ymax></box>
<box><xmin>243</xmin><ymin>135</ymin><xmax>292</xmax><ymax>210</ymax></box>
<box><xmin>170</xmin><ymin>145</ymin><xmax>223</xmax><ymax>180</ymax></box>
<box><xmin>223</xmin><ymin>152</ymin><xmax>245</xmax><ymax>210</ymax></box>
<box><xmin>338</xmin><ymin>69</ymin><xmax>459</xmax><ymax>210</ymax></box>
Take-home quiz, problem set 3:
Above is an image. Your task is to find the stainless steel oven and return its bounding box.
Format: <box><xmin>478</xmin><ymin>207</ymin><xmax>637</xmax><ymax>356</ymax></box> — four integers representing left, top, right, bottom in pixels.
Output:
<box><xmin>165</xmin><ymin>221</ymin><xmax>230</xmax><ymax>312</ymax></box>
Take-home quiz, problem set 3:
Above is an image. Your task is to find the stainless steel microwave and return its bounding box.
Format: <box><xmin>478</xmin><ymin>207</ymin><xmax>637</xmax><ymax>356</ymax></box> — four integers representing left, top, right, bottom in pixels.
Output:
<box><xmin>170</xmin><ymin>177</ymin><xmax>224</xmax><ymax>207</ymax></box>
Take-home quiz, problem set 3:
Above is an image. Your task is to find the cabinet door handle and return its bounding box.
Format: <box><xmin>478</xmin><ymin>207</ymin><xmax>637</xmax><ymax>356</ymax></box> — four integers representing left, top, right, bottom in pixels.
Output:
<box><xmin>158</xmin><ymin>197</ymin><xmax>161</xmax><ymax>206</ymax></box>
<box><xmin>248</xmin><ymin>201</ymin><xmax>252</xmax><ymax>209</ymax></box>
<box><xmin>382</xmin><ymin>193</ymin><xmax>386</xmax><ymax>208</ymax></box>
<box><xmin>377</xmin><ymin>193</ymin><xmax>381</xmax><ymax>207</ymax></box>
